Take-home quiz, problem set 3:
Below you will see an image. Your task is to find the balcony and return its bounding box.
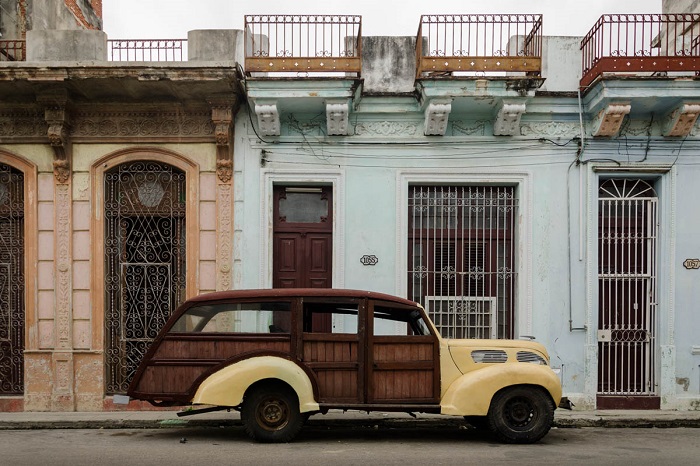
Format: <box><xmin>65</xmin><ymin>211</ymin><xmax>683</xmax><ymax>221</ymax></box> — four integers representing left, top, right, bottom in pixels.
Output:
<box><xmin>415</xmin><ymin>14</ymin><xmax>543</xmax><ymax>78</ymax></box>
<box><xmin>0</xmin><ymin>40</ymin><xmax>26</xmax><ymax>61</ymax></box>
<box><xmin>244</xmin><ymin>15</ymin><xmax>362</xmax><ymax>76</ymax></box>
<box><xmin>108</xmin><ymin>39</ymin><xmax>186</xmax><ymax>61</ymax></box>
<box><xmin>580</xmin><ymin>14</ymin><xmax>700</xmax><ymax>90</ymax></box>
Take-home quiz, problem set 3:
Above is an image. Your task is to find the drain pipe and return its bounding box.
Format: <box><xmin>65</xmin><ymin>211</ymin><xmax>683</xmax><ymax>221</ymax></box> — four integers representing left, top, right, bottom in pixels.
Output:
<box><xmin>568</xmin><ymin>89</ymin><xmax>587</xmax><ymax>332</ymax></box>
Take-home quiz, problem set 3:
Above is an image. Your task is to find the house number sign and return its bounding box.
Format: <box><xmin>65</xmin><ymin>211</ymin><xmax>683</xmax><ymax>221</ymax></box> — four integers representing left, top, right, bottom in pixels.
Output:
<box><xmin>683</xmin><ymin>258</ymin><xmax>700</xmax><ymax>269</ymax></box>
<box><xmin>360</xmin><ymin>255</ymin><xmax>378</xmax><ymax>266</ymax></box>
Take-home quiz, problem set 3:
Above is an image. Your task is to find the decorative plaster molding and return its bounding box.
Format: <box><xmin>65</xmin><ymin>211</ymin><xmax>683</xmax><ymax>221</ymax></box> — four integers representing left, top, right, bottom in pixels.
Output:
<box><xmin>0</xmin><ymin>111</ymin><xmax>45</xmax><ymax>139</ymax></box>
<box><xmin>55</xmin><ymin>184</ymin><xmax>72</xmax><ymax>350</ymax></box>
<box><xmin>663</xmin><ymin>103</ymin><xmax>700</xmax><ymax>137</ymax></box>
<box><xmin>210</xmin><ymin>99</ymin><xmax>239</xmax><ymax>183</ymax></box>
<box><xmin>424</xmin><ymin>101</ymin><xmax>452</xmax><ymax>136</ymax></box>
<box><xmin>620</xmin><ymin>119</ymin><xmax>650</xmax><ymax>136</ymax></box>
<box><xmin>71</xmin><ymin>111</ymin><xmax>215</xmax><ymax>139</ymax></box>
<box><xmin>44</xmin><ymin>106</ymin><xmax>72</xmax><ymax>184</ymax></box>
<box><xmin>255</xmin><ymin>103</ymin><xmax>280</xmax><ymax>136</ymax></box>
<box><xmin>354</xmin><ymin>121</ymin><xmax>418</xmax><ymax>136</ymax></box>
<box><xmin>216</xmin><ymin>183</ymin><xmax>233</xmax><ymax>291</ymax></box>
<box><xmin>520</xmin><ymin>121</ymin><xmax>580</xmax><ymax>138</ymax></box>
<box><xmin>451</xmin><ymin>120</ymin><xmax>488</xmax><ymax>136</ymax></box>
<box><xmin>592</xmin><ymin>103</ymin><xmax>631</xmax><ymax>137</ymax></box>
<box><xmin>326</xmin><ymin>102</ymin><xmax>350</xmax><ymax>136</ymax></box>
<box><xmin>493</xmin><ymin>102</ymin><xmax>526</xmax><ymax>136</ymax></box>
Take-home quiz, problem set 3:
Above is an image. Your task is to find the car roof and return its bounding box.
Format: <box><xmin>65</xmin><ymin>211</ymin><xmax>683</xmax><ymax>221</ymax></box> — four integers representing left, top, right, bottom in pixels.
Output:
<box><xmin>186</xmin><ymin>288</ymin><xmax>419</xmax><ymax>307</ymax></box>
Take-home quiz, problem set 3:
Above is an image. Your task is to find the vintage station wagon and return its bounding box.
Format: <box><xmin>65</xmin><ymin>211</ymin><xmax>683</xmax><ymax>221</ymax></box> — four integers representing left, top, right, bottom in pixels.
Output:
<box><xmin>126</xmin><ymin>289</ymin><xmax>564</xmax><ymax>443</ymax></box>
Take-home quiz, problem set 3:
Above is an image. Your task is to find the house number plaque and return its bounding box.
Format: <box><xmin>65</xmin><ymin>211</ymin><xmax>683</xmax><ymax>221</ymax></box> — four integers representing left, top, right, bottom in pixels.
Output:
<box><xmin>360</xmin><ymin>255</ymin><xmax>378</xmax><ymax>266</ymax></box>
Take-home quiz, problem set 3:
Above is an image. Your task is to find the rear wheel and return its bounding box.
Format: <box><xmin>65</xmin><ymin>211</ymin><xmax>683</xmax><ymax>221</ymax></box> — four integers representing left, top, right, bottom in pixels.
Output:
<box><xmin>241</xmin><ymin>383</ymin><xmax>304</xmax><ymax>443</ymax></box>
<box><xmin>487</xmin><ymin>386</ymin><xmax>554</xmax><ymax>444</ymax></box>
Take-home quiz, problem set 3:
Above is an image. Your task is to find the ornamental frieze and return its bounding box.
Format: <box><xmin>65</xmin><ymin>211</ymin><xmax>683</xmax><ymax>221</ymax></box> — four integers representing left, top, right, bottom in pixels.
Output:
<box><xmin>519</xmin><ymin>121</ymin><xmax>580</xmax><ymax>138</ymax></box>
<box><xmin>354</xmin><ymin>120</ymin><xmax>419</xmax><ymax>136</ymax></box>
<box><xmin>0</xmin><ymin>113</ymin><xmax>46</xmax><ymax>139</ymax></box>
<box><xmin>451</xmin><ymin>120</ymin><xmax>489</xmax><ymax>136</ymax></box>
<box><xmin>71</xmin><ymin>112</ymin><xmax>215</xmax><ymax>139</ymax></box>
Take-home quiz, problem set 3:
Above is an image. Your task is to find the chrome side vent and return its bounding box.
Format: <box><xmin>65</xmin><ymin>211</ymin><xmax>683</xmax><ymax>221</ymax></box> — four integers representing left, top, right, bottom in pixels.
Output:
<box><xmin>471</xmin><ymin>350</ymin><xmax>508</xmax><ymax>364</ymax></box>
<box><xmin>516</xmin><ymin>351</ymin><xmax>546</xmax><ymax>365</ymax></box>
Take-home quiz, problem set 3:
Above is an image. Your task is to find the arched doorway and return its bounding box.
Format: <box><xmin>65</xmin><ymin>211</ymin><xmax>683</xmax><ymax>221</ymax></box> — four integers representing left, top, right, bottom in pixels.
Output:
<box><xmin>0</xmin><ymin>163</ymin><xmax>24</xmax><ymax>395</ymax></box>
<box><xmin>103</xmin><ymin>161</ymin><xmax>187</xmax><ymax>394</ymax></box>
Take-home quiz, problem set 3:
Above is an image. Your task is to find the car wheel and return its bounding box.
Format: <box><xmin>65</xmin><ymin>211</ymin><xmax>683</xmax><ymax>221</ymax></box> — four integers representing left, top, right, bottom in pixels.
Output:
<box><xmin>241</xmin><ymin>383</ymin><xmax>304</xmax><ymax>443</ymax></box>
<box><xmin>464</xmin><ymin>416</ymin><xmax>490</xmax><ymax>431</ymax></box>
<box><xmin>487</xmin><ymin>386</ymin><xmax>554</xmax><ymax>444</ymax></box>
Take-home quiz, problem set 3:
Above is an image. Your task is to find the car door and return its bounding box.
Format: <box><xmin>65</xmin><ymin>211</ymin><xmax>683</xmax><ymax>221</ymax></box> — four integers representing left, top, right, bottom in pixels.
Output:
<box><xmin>297</xmin><ymin>297</ymin><xmax>365</xmax><ymax>405</ymax></box>
<box><xmin>367</xmin><ymin>300</ymin><xmax>440</xmax><ymax>405</ymax></box>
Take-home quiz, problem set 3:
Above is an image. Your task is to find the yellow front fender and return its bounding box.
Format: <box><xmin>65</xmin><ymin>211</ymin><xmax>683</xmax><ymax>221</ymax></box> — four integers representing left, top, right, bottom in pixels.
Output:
<box><xmin>192</xmin><ymin>356</ymin><xmax>320</xmax><ymax>413</ymax></box>
<box><xmin>440</xmin><ymin>364</ymin><xmax>562</xmax><ymax>416</ymax></box>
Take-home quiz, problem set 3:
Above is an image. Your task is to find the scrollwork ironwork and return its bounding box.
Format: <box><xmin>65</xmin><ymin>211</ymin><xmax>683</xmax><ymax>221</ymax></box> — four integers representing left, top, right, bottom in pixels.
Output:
<box><xmin>0</xmin><ymin>163</ymin><xmax>24</xmax><ymax>395</ymax></box>
<box><xmin>104</xmin><ymin>161</ymin><xmax>186</xmax><ymax>394</ymax></box>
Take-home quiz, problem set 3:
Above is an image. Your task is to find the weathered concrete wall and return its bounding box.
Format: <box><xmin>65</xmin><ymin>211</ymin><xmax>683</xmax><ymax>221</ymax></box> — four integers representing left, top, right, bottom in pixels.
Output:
<box><xmin>26</xmin><ymin>0</ymin><xmax>100</xmax><ymax>31</ymax></box>
<box><xmin>188</xmin><ymin>29</ymin><xmax>243</xmax><ymax>63</ymax></box>
<box><xmin>362</xmin><ymin>36</ymin><xmax>418</xmax><ymax>94</ymax></box>
<box><xmin>540</xmin><ymin>36</ymin><xmax>582</xmax><ymax>93</ymax></box>
<box><xmin>26</xmin><ymin>29</ymin><xmax>107</xmax><ymax>61</ymax></box>
<box><xmin>663</xmin><ymin>0</ymin><xmax>700</xmax><ymax>13</ymax></box>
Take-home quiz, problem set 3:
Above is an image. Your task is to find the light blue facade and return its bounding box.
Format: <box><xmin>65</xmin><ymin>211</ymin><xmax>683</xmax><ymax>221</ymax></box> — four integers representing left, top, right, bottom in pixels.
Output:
<box><xmin>231</xmin><ymin>34</ymin><xmax>700</xmax><ymax>410</ymax></box>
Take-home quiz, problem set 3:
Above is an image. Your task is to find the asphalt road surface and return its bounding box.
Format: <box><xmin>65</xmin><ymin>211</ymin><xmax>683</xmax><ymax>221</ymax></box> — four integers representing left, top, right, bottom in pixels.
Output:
<box><xmin>2</xmin><ymin>426</ymin><xmax>699</xmax><ymax>465</ymax></box>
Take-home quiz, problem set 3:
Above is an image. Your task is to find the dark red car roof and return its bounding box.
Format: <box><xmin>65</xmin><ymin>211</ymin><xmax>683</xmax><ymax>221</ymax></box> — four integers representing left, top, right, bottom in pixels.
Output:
<box><xmin>186</xmin><ymin>288</ymin><xmax>418</xmax><ymax>307</ymax></box>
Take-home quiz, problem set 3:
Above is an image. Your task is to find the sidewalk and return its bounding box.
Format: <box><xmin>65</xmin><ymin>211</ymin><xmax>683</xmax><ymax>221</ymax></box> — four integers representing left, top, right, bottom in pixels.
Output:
<box><xmin>1</xmin><ymin>409</ymin><xmax>699</xmax><ymax>430</ymax></box>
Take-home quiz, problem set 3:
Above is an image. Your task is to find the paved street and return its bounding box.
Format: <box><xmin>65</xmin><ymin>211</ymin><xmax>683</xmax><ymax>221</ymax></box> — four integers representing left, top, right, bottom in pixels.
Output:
<box><xmin>1</xmin><ymin>426</ymin><xmax>699</xmax><ymax>466</ymax></box>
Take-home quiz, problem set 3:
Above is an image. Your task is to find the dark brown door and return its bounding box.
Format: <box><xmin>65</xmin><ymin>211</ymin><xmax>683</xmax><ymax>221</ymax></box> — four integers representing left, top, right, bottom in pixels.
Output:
<box><xmin>273</xmin><ymin>185</ymin><xmax>333</xmax><ymax>290</ymax></box>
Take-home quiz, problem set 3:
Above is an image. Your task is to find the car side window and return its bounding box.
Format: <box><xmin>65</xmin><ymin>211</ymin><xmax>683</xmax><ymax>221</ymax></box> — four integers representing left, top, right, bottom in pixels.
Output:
<box><xmin>303</xmin><ymin>301</ymin><xmax>358</xmax><ymax>334</ymax></box>
<box><xmin>170</xmin><ymin>302</ymin><xmax>291</xmax><ymax>333</ymax></box>
<box><xmin>373</xmin><ymin>305</ymin><xmax>430</xmax><ymax>336</ymax></box>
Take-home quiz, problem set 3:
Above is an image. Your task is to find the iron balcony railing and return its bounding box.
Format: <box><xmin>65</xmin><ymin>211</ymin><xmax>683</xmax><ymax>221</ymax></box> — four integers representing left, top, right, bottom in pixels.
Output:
<box><xmin>580</xmin><ymin>14</ymin><xmax>700</xmax><ymax>90</ymax></box>
<box><xmin>108</xmin><ymin>39</ymin><xmax>186</xmax><ymax>61</ymax></box>
<box><xmin>415</xmin><ymin>14</ymin><xmax>543</xmax><ymax>78</ymax></box>
<box><xmin>0</xmin><ymin>40</ymin><xmax>26</xmax><ymax>61</ymax></box>
<box><xmin>244</xmin><ymin>15</ymin><xmax>362</xmax><ymax>76</ymax></box>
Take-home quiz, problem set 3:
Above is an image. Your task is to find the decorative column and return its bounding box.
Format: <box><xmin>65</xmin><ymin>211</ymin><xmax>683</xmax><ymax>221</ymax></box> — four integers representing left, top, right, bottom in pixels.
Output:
<box><xmin>210</xmin><ymin>97</ymin><xmax>239</xmax><ymax>292</ymax></box>
<box><xmin>43</xmin><ymin>94</ymin><xmax>75</xmax><ymax>411</ymax></box>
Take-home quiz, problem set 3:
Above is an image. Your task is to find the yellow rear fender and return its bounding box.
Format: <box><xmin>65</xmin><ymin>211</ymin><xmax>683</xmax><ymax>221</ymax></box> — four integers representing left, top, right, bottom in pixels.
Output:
<box><xmin>440</xmin><ymin>364</ymin><xmax>562</xmax><ymax>416</ymax></box>
<box><xmin>191</xmin><ymin>356</ymin><xmax>320</xmax><ymax>413</ymax></box>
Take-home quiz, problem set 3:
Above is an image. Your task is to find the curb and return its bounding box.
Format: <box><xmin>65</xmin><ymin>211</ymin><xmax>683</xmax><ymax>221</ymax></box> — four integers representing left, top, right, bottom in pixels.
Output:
<box><xmin>1</xmin><ymin>416</ymin><xmax>699</xmax><ymax>430</ymax></box>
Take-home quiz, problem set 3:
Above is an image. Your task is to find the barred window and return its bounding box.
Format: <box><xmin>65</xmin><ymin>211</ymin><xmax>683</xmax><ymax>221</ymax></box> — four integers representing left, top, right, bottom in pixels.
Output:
<box><xmin>408</xmin><ymin>186</ymin><xmax>517</xmax><ymax>339</ymax></box>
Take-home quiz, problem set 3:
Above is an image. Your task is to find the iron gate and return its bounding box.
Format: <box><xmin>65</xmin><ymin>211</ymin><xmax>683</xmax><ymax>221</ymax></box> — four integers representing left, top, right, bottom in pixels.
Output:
<box><xmin>0</xmin><ymin>163</ymin><xmax>24</xmax><ymax>395</ymax></box>
<box><xmin>104</xmin><ymin>161</ymin><xmax>186</xmax><ymax>394</ymax></box>
<box><xmin>408</xmin><ymin>186</ymin><xmax>517</xmax><ymax>339</ymax></box>
<box><xmin>598</xmin><ymin>179</ymin><xmax>658</xmax><ymax>403</ymax></box>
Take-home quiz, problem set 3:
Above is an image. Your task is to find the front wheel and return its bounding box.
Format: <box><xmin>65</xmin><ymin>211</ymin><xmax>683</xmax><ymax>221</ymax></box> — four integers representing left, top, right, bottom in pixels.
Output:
<box><xmin>241</xmin><ymin>383</ymin><xmax>304</xmax><ymax>443</ymax></box>
<box><xmin>487</xmin><ymin>386</ymin><xmax>554</xmax><ymax>444</ymax></box>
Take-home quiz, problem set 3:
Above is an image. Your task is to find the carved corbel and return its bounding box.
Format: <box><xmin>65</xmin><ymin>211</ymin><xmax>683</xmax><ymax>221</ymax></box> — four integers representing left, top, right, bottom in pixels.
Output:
<box><xmin>255</xmin><ymin>102</ymin><xmax>280</xmax><ymax>136</ymax></box>
<box><xmin>326</xmin><ymin>101</ymin><xmax>350</xmax><ymax>136</ymax></box>
<box><xmin>592</xmin><ymin>103</ymin><xmax>631</xmax><ymax>138</ymax></box>
<box><xmin>493</xmin><ymin>101</ymin><xmax>526</xmax><ymax>136</ymax></box>
<box><xmin>45</xmin><ymin>106</ymin><xmax>72</xmax><ymax>184</ymax></box>
<box><xmin>424</xmin><ymin>100</ymin><xmax>452</xmax><ymax>136</ymax></box>
<box><xmin>663</xmin><ymin>102</ymin><xmax>700</xmax><ymax>137</ymax></box>
<box><xmin>210</xmin><ymin>97</ymin><xmax>240</xmax><ymax>183</ymax></box>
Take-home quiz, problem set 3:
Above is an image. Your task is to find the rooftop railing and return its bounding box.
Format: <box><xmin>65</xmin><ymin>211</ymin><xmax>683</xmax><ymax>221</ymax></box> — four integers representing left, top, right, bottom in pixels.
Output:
<box><xmin>0</xmin><ymin>40</ymin><xmax>26</xmax><ymax>61</ymax></box>
<box><xmin>580</xmin><ymin>14</ymin><xmax>700</xmax><ymax>89</ymax></box>
<box><xmin>244</xmin><ymin>15</ymin><xmax>362</xmax><ymax>76</ymax></box>
<box><xmin>108</xmin><ymin>39</ymin><xmax>186</xmax><ymax>61</ymax></box>
<box><xmin>415</xmin><ymin>14</ymin><xmax>543</xmax><ymax>78</ymax></box>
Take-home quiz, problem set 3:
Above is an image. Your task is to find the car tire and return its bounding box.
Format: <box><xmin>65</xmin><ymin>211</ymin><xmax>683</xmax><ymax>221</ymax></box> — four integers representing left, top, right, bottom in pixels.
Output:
<box><xmin>486</xmin><ymin>386</ymin><xmax>554</xmax><ymax>444</ymax></box>
<box><xmin>241</xmin><ymin>383</ymin><xmax>305</xmax><ymax>443</ymax></box>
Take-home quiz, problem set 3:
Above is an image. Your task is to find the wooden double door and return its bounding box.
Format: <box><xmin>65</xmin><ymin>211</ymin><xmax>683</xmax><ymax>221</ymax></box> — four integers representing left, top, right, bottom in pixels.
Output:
<box><xmin>273</xmin><ymin>186</ymin><xmax>332</xmax><ymax>290</ymax></box>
